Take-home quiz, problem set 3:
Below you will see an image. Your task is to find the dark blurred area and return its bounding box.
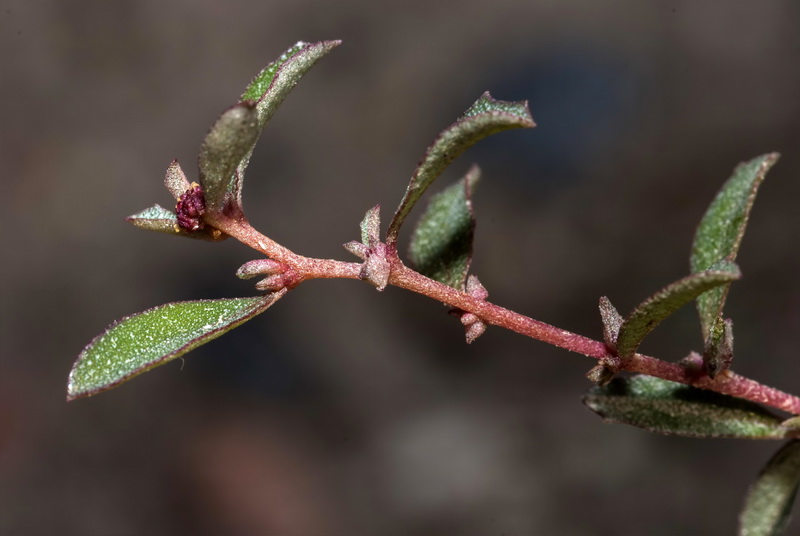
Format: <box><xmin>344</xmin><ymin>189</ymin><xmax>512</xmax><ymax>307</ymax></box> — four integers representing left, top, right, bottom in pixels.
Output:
<box><xmin>2</xmin><ymin>1</ymin><xmax>799</xmax><ymax>534</ymax></box>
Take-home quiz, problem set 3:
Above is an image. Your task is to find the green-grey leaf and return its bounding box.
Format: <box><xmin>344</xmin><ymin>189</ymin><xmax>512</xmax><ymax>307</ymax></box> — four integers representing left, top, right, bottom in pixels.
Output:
<box><xmin>227</xmin><ymin>41</ymin><xmax>341</xmax><ymax>214</ymax></box>
<box><xmin>691</xmin><ymin>153</ymin><xmax>779</xmax><ymax>340</ymax></box>
<box><xmin>241</xmin><ymin>40</ymin><xmax>341</xmax><ymax>131</ymax></box>
<box><xmin>125</xmin><ymin>204</ymin><xmax>227</xmax><ymax>241</ymax></box>
<box><xmin>582</xmin><ymin>375</ymin><xmax>789</xmax><ymax>439</ymax></box>
<box><xmin>125</xmin><ymin>204</ymin><xmax>228</xmax><ymax>242</ymax></box>
<box><xmin>409</xmin><ymin>165</ymin><xmax>480</xmax><ymax>290</ymax></box>
<box><xmin>739</xmin><ymin>440</ymin><xmax>800</xmax><ymax>536</ymax></box>
<box><xmin>198</xmin><ymin>102</ymin><xmax>260</xmax><ymax>216</ymax></box>
<box><xmin>197</xmin><ymin>41</ymin><xmax>340</xmax><ymax>220</ymax></box>
<box><xmin>386</xmin><ymin>92</ymin><xmax>534</xmax><ymax>244</ymax></box>
<box><xmin>616</xmin><ymin>265</ymin><xmax>741</xmax><ymax>359</ymax></box>
<box><xmin>67</xmin><ymin>291</ymin><xmax>287</xmax><ymax>400</ymax></box>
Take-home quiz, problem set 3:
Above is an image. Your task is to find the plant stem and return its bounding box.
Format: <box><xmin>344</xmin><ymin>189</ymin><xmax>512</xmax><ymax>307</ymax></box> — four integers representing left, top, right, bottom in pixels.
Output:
<box><xmin>216</xmin><ymin>216</ymin><xmax>800</xmax><ymax>416</ymax></box>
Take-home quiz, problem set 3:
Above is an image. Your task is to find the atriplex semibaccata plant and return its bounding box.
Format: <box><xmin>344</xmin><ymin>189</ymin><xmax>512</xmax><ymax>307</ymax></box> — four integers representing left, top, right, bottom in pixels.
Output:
<box><xmin>67</xmin><ymin>41</ymin><xmax>799</xmax><ymax>534</ymax></box>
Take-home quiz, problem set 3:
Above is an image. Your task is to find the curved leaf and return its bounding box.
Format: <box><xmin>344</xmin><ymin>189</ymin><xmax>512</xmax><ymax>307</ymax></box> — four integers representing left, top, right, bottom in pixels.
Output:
<box><xmin>198</xmin><ymin>102</ymin><xmax>260</xmax><ymax>216</ymax></box>
<box><xmin>67</xmin><ymin>291</ymin><xmax>287</xmax><ymax>400</ymax></box>
<box><xmin>386</xmin><ymin>92</ymin><xmax>534</xmax><ymax>244</ymax></box>
<box><xmin>739</xmin><ymin>440</ymin><xmax>800</xmax><ymax>536</ymax></box>
<box><xmin>409</xmin><ymin>165</ymin><xmax>480</xmax><ymax>290</ymax></box>
<box><xmin>582</xmin><ymin>375</ymin><xmax>789</xmax><ymax>439</ymax></box>
<box><xmin>616</xmin><ymin>264</ymin><xmax>741</xmax><ymax>359</ymax></box>
<box><xmin>125</xmin><ymin>204</ymin><xmax>226</xmax><ymax>241</ymax></box>
<box><xmin>691</xmin><ymin>153</ymin><xmax>779</xmax><ymax>340</ymax></box>
<box><xmin>199</xmin><ymin>41</ymin><xmax>340</xmax><ymax>219</ymax></box>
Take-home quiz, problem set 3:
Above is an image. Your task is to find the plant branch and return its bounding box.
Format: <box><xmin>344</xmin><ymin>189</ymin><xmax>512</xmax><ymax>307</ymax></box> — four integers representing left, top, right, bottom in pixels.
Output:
<box><xmin>216</xmin><ymin>217</ymin><xmax>800</xmax><ymax>416</ymax></box>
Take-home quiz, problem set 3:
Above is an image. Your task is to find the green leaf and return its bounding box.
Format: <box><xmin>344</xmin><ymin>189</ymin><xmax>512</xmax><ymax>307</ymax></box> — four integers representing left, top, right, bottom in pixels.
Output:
<box><xmin>409</xmin><ymin>165</ymin><xmax>480</xmax><ymax>290</ymax></box>
<box><xmin>691</xmin><ymin>153</ymin><xmax>779</xmax><ymax>340</ymax></box>
<box><xmin>615</xmin><ymin>264</ymin><xmax>741</xmax><ymax>359</ymax></box>
<box><xmin>386</xmin><ymin>92</ymin><xmax>534</xmax><ymax>244</ymax></box>
<box><xmin>199</xmin><ymin>41</ymin><xmax>340</xmax><ymax>219</ymax></box>
<box><xmin>739</xmin><ymin>440</ymin><xmax>800</xmax><ymax>536</ymax></box>
<box><xmin>582</xmin><ymin>375</ymin><xmax>789</xmax><ymax>439</ymax></box>
<box><xmin>241</xmin><ymin>40</ymin><xmax>341</xmax><ymax>131</ymax></box>
<box><xmin>67</xmin><ymin>291</ymin><xmax>287</xmax><ymax>400</ymax></box>
<box><xmin>198</xmin><ymin>102</ymin><xmax>260</xmax><ymax>217</ymax></box>
<box><xmin>125</xmin><ymin>204</ymin><xmax>227</xmax><ymax>241</ymax></box>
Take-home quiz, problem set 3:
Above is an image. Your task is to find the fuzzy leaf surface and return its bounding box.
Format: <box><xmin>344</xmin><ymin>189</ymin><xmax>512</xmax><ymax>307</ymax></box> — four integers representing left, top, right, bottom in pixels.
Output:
<box><xmin>691</xmin><ymin>153</ymin><xmax>779</xmax><ymax>340</ymax></box>
<box><xmin>68</xmin><ymin>291</ymin><xmax>286</xmax><ymax>400</ymax></box>
<box><xmin>582</xmin><ymin>375</ymin><xmax>788</xmax><ymax>439</ymax></box>
<box><xmin>739</xmin><ymin>440</ymin><xmax>800</xmax><ymax>536</ymax></box>
<box><xmin>387</xmin><ymin>92</ymin><xmax>533</xmax><ymax>243</ymax></box>
<box><xmin>198</xmin><ymin>103</ymin><xmax>260</xmax><ymax>216</ymax></box>
<box><xmin>409</xmin><ymin>166</ymin><xmax>480</xmax><ymax>289</ymax></box>
<box><xmin>616</xmin><ymin>265</ymin><xmax>741</xmax><ymax>359</ymax></box>
<box><xmin>229</xmin><ymin>41</ymin><xmax>341</xmax><ymax>213</ymax></box>
<box><xmin>125</xmin><ymin>204</ymin><xmax>226</xmax><ymax>241</ymax></box>
<box><xmin>199</xmin><ymin>41</ymin><xmax>340</xmax><ymax>219</ymax></box>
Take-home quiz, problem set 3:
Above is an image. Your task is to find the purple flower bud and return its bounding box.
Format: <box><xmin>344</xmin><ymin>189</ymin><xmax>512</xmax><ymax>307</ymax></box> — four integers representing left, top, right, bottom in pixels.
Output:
<box><xmin>176</xmin><ymin>182</ymin><xmax>206</xmax><ymax>231</ymax></box>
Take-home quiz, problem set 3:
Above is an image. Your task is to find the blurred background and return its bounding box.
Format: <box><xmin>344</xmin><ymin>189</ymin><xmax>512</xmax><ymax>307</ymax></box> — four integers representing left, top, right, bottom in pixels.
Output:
<box><xmin>2</xmin><ymin>1</ymin><xmax>799</xmax><ymax>534</ymax></box>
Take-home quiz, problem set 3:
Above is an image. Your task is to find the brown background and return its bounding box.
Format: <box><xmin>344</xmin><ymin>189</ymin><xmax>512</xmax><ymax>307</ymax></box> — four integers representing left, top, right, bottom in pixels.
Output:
<box><xmin>2</xmin><ymin>1</ymin><xmax>799</xmax><ymax>534</ymax></box>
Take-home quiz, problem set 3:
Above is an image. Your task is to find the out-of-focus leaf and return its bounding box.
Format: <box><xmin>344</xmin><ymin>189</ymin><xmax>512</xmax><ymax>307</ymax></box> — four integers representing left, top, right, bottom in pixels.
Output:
<box><xmin>582</xmin><ymin>375</ymin><xmax>789</xmax><ymax>439</ymax></box>
<box><xmin>691</xmin><ymin>153</ymin><xmax>779</xmax><ymax>340</ymax></box>
<box><xmin>386</xmin><ymin>92</ymin><xmax>534</xmax><ymax>243</ymax></box>
<box><xmin>704</xmin><ymin>315</ymin><xmax>734</xmax><ymax>378</ymax></box>
<box><xmin>739</xmin><ymin>440</ymin><xmax>800</xmax><ymax>536</ymax></box>
<box><xmin>616</xmin><ymin>264</ymin><xmax>741</xmax><ymax>359</ymax></box>
<box><xmin>125</xmin><ymin>204</ymin><xmax>226</xmax><ymax>241</ymax></box>
<box><xmin>409</xmin><ymin>165</ymin><xmax>480</xmax><ymax>290</ymax></box>
<box><xmin>67</xmin><ymin>291</ymin><xmax>287</xmax><ymax>400</ymax></box>
<box><xmin>198</xmin><ymin>102</ymin><xmax>260</xmax><ymax>217</ymax></box>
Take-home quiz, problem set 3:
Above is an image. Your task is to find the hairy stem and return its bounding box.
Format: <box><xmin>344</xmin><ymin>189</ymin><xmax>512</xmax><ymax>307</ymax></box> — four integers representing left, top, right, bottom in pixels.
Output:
<box><xmin>216</xmin><ymin>216</ymin><xmax>800</xmax><ymax>416</ymax></box>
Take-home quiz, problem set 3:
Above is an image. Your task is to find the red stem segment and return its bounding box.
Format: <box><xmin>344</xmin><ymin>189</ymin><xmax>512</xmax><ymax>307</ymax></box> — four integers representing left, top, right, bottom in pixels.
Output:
<box><xmin>215</xmin><ymin>216</ymin><xmax>800</xmax><ymax>416</ymax></box>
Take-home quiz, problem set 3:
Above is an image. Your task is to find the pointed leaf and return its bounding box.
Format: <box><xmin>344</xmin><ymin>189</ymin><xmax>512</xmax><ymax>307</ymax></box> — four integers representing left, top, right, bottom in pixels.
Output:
<box><xmin>198</xmin><ymin>102</ymin><xmax>260</xmax><ymax>217</ymax></box>
<box><xmin>241</xmin><ymin>40</ymin><xmax>341</xmax><ymax>131</ymax></box>
<box><xmin>164</xmin><ymin>159</ymin><xmax>191</xmax><ymax>201</ymax></box>
<box><xmin>408</xmin><ymin>165</ymin><xmax>480</xmax><ymax>290</ymax></box>
<box><xmin>691</xmin><ymin>153</ymin><xmax>779</xmax><ymax>340</ymax></box>
<box><xmin>196</xmin><ymin>41</ymin><xmax>340</xmax><ymax>220</ymax></box>
<box><xmin>616</xmin><ymin>265</ymin><xmax>741</xmax><ymax>359</ymax></box>
<box><xmin>67</xmin><ymin>291</ymin><xmax>287</xmax><ymax>400</ymax></box>
<box><xmin>386</xmin><ymin>92</ymin><xmax>534</xmax><ymax>243</ymax></box>
<box><xmin>583</xmin><ymin>375</ymin><xmax>789</xmax><ymax>439</ymax></box>
<box><xmin>739</xmin><ymin>440</ymin><xmax>800</xmax><ymax>536</ymax></box>
<box><xmin>228</xmin><ymin>41</ymin><xmax>341</xmax><ymax>215</ymax></box>
<box><xmin>360</xmin><ymin>204</ymin><xmax>381</xmax><ymax>247</ymax></box>
<box><xmin>125</xmin><ymin>204</ymin><xmax>226</xmax><ymax>241</ymax></box>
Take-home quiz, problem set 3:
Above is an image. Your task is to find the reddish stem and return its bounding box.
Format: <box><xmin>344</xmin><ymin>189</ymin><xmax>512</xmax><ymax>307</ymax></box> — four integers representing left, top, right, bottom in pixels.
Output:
<box><xmin>215</xmin><ymin>216</ymin><xmax>800</xmax><ymax>416</ymax></box>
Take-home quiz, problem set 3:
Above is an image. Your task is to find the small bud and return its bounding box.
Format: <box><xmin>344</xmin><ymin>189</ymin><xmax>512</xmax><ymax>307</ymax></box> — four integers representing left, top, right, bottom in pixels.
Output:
<box><xmin>464</xmin><ymin>321</ymin><xmax>486</xmax><ymax>344</ymax></box>
<box><xmin>175</xmin><ymin>182</ymin><xmax>206</xmax><ymax>231</ymax></box>
<box><xmin>236</xmin><ymin>259</ymin><xmax>285</xmax><ymax>279</ymax></box>
<box><xmin>586</xmin><ymin>363</ymin><xmax>615</xmax><ymax>386</ymax></box>
<box><xmin>465</xmin><ymin>275</ymin><xmax>488</xmax><ymax>300</ymax></box>
<box><xmin>704</xmin><ymin>317</ymin><xmax>734</xmax><ymax>379</ymax></box>
<box><xmin>598</xmin><ymin>296</ymin><xmax>622</xmax><ymax>353</ymax></box>
<box><xmin>361</xmin><ymin>243</ymin><xmax>390</xmax><ymax>291</ymax></box>
<box><xmin>255</xmin><ymin>274</ymin><xmax>287</xmax><ymax>291</ymax></box>
<box><xmin>343</xmin><ymin>241</ymin><xmax>369</xmax><ymax>260</ymax></box>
